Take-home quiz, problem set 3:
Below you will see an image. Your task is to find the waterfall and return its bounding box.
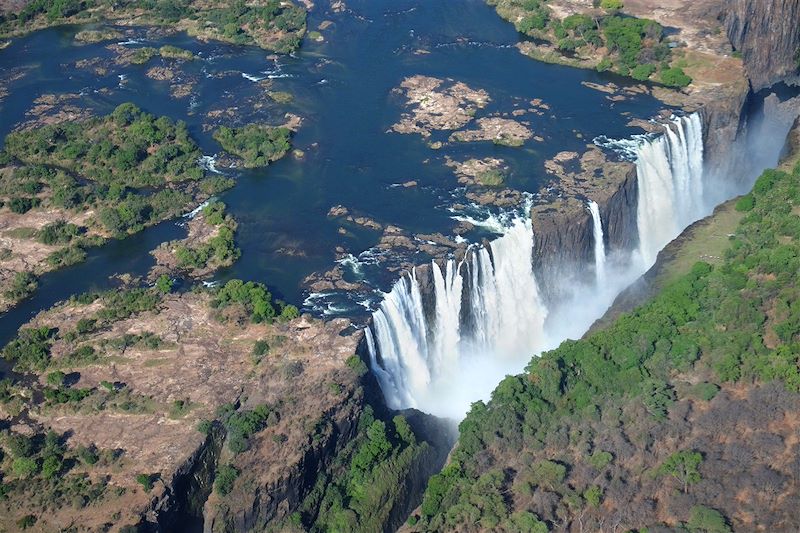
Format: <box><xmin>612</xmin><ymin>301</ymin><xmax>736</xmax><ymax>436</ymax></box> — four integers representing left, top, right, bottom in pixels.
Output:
<box><xmin>635</xmin><ymin>113</ymin><xmax>705</xmax><ymax>266</ymax></box>
<box><xmin>588</xmin><ymin>200</ymin><xmax>606</xmax><ymax>287</ymax></box>
<box><xmin>367</xmin><ymin>112</ymin><xmax>709</xmax><ymax>419</ymax></box>
<box><xmin>367</xmin><ymin>217</ymin><xmax>548</xmax><ymax>418</ymax></box>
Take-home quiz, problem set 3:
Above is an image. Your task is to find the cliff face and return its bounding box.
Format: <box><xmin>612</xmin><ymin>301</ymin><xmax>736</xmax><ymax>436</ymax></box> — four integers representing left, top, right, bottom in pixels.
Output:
<box><xmin>530</xmin><ymin>154</ymin><xmax>639</xmax><ymax>304</ymax></box>
<box><xmin>724</xmin><ymin>0</ymin><xmax>800</xmax><ymax>91</ymax></box>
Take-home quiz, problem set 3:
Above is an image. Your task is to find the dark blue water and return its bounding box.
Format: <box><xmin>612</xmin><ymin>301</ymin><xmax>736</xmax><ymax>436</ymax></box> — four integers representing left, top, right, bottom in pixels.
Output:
<box><xmin>0</xmin><ymin>0</ymin><xmax>667</xmax><ymax>346</ymax></box>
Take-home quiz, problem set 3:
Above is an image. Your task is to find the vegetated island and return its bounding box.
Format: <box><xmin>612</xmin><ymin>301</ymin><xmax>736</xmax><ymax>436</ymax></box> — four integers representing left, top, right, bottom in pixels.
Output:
<box><xmin>0</xmin><ymin>102</ymin><xmax>240</xmax><ymax>311</ymax></box>
<box><xmin>0</xmin><ymin>0</ymin><xmax>308</xmax><ymax>53</ymax></box>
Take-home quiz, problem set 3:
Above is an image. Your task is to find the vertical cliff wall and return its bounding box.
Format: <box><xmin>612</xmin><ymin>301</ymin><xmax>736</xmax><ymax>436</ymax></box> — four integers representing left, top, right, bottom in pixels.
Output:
<box><xmin>724</xmin><ymin>0</ymin><xmax>800</xmax><ymax>91</ymax></box>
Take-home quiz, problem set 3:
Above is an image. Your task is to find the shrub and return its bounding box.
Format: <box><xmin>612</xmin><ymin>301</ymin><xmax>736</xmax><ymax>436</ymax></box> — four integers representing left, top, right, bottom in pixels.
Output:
<box><xmin>197</xmin><ymin>419</ymin><xmax>213</xmax><ymax>435</ymax></box>
<box><xmin>600</xmin><ymin>0</ymin><xmax>623</xmax><ymax>9</ymax></box>
<box><xmin>252</xmin><ymin>339</ymin><xmax>270</xmax><ymax>358</ymax></box>
<box><xmin>661</xmin><ymin>66</ymin><xmax>692</xmax><ymax>87</ymax></box>
<box><xmin>346</xmin><ymin>355</ymin><xmax>369</xmax><ymax>377</ymax></box>
<box><xmin>4</xmin><ymin>271</ymin><xmax>38</xmax><ymax>301</ymax></box>
<box><xmin>690</xmin><ymin>382</ymin><xmax>720</xmax><ymax>401</ymax></box>
<box><xmin>631</xmin><ymin>63</ymin><xmax>656</xmax><ymax>81</ymax></box>
<box><xmin>215</xmin><ymin>464</ymin><xmax>239</xmax><ymax>495</ymax></box>
<box><xmin>46</xmin><ymin>371</ymin><xmax>66</xmax><ymax>387</ymax></box>
<box><xmin>155</xmin><ymin>274</ymin><xmax>174</xmax><ymax>294</ymax></box>
<box><xmin>9</xmin><ymin>197</ymin><xmax>36</xmax><ymax>214</ymax></box>
<box><xmin>735</xmin><ymin>194</ymin><xmax>755</xmax><ymax>211</ymax></box>
<box><xmin>687</xmin><ymin>505</ymin><xmax>732</xmax><ymax>533</ymax></box>
<box><xmin>38</xmin><ymin>220</ymin><xmax>80</xmax><ymax>245</ymax></box>
<box><xmin>12</xmin><ymin>457</ymin><xmax>39</xmax><ymax>478</ymax></box>
<box><xmin>136</xmin><ymin>473</ymin><xmax>156</xmax><ymax>492</ymax></box>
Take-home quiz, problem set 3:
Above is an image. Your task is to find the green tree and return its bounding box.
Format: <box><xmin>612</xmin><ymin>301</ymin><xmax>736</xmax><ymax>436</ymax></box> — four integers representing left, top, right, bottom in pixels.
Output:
<box><xmin>215</xmin><ymin>464</ymin><xmax>239</xmax><ymax>495</ymax></box>
<box><xmin>658</xmin><ymin>450</ymin><xmax>703</xmax><ymax>493</ymax></box>
<box><xmin>661</xmin><ymin>66</ymin><xmax>692</xmax><ymax>87</ymax></box>
<box><xmin>687</xmin><ymin>505</ymin><xmax>732</xmax><ymax>533</ymax></box>
<box><xmin>155</xmin><ymin>274</ymin><xmax>174</xmax><ymax>294</ymax></box>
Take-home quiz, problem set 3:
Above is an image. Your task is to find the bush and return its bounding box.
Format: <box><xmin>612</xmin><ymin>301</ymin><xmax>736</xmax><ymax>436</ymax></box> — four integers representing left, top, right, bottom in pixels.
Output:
<box><xmin>155</xmin><ymin>274</ymin><xmax>173</xmax><ymax>294</ymax></box>
<box><xmin>197</xmin><ymin>419</ymin><xmax>213</xmax><ymax>435</ymax></box>
<box><xmin>9</xmin><ymin>197</ymin><xmax>37</xmax><ymax>214</ymax></box>
<box><xmin>600</xmin><ymin>0</ymin><xmax>623</xmax><ymax>9</ymax></box>
<box><xmin>661</xmin><ymin>66</ymin><xmax>693</xmax><ymax>87</ymax></box>
<box><xmin>631</xmin><ymin>63</ymin><xmax>656</xmax><ymax>81</ymax></box>
<box><xmin>136</xmin><ymin>473</ymin><xmax>156</xmax><ymax>492</ymax></box>
<box><xmin>690</xmin><ymin>382</ymin><xmax>720</xmax><ymax>401</ymax></box>
<box><xmin>687</xmin><ymin>505</ymin><xmax>732</xmax><ymax>533</ymax></box>
<box><xmin>735</xmin><ymin>194</ymin><xmax>755</xmax><ymax>211</ymax></box>
<box><xmin>38</xmin><ymin>220</ymin><xmax>80</xmax><ymax>245</ymax></box>
<box><xmin>215</xmin><ymin>465</ymin><xmax>239</xmax><ymax>495</ymax></box>
<box><xmin>252</xmin><ymin>339</ymin><xmax>270</xmax><ymax>358</ymax></box>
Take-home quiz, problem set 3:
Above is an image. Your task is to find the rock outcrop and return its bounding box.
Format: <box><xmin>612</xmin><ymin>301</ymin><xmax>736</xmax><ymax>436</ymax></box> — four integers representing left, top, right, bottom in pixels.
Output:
<box><xmin>723</xmin><ymin>0</ymin><xmax>800</xmax><ymax>91</ymax></box>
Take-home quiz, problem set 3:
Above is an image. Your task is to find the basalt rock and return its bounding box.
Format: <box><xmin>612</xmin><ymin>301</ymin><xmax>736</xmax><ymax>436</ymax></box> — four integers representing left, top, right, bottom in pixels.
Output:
<box><xmin>724</xmin><ymin>0</ymin><xmax>800</xmax><ymax>91</ymax></box>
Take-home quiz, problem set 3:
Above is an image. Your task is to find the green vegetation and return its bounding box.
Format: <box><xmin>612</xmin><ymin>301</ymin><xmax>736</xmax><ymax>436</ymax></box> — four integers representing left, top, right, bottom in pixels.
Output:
<box><xmin>476</xmin><ymin>169</ymin><xmax>506</xmax><ymax>187</ymax></box>
<box><xmin>0</xmin><ymin>0</ymin><xmax>307</xmax><ymax>53</ymax></box>
<box><xmin>2</xmin><ymin>286</ymin><xmax>165</xmax><ymax>371</ymax></box>
<box><xmin>252</xmin><ymin>339</ymin><xmax>270</xmax><ymax>362</ymax></box>
<box><xmin>292</xmin><ymin>408</ymin><xmax>431</xmax><ymax>533</ymax></box>
<box><xmin>1</xmin><ymin>103</ymin><xmax>225</xmax><ymax>238</ymax></box>
<box><xmin>687</xmin><ymin>506</ymin><xmax>732</xmax><ymax>533</ymax></box>
<box><xmin>213</xmin><ymin>125</ymin><xmax>292</xmax><ymax>168</ymax></box>
<box><xmin>489</xmin><ymin>0</ymin><xmax>691</xmax><ymax>86</ymax></box>
<box><xmin>0</xmin><ymin>429</ymin><xmax>112</xmax><ymax>512</ymax></box>
<box><xmin>158</xmin><ymin>45</ymin><xmax>195</xmax><ymax>60</ymax></box>
<box><xmin>74</xmin><ymin>28</ymin><xmax>121</xmax><ymax>43</ymax></box>
<box><xmin>4</xmin><ymin>271</ymin><xmax>38</xmax><ymax>302</ymax></box>
<box><xmin>216</xmin><ymin>403</ymin><xmax>276</xmax><ymax>454</ymax></box>
<box><xmin>661</xmin><ymin>66</ymin><xmax>693</xmax><ymax>88</ymax></box>
<box><xmin>214</xmin><ymin>464</ymin><xmax>239</xmax><ymax>495</ymax></box>
<box><xmin>174</xmin><ymin>201</ymin><xmax>240</xmax><ymax>271</ymax></box>
<box><xmin>415</xmin><ymin>160</ymin><xmax>800</xmax><ymax>530</ymax></box>
<box><xmin>210</xmin><ymin>279</ymin><xmax>297</xmax><ymax>324</ymax></box>
<box><xmin>136</xmin><ymin>473</ymin><xmax>156</xmax><ymax>492</ymax></box>
<box><xmin>6</xmin><ymin>102</ymin><xmax>201</xmax><ymax>188</ymax></box>
<box><xmin>657</xmin><ymin>450</ymin><xmax>703</xmax><ymax>493</ymax></box>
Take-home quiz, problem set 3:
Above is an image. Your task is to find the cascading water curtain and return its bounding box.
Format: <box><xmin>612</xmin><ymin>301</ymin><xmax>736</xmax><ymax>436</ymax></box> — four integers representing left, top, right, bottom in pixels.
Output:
<box><xmin>635</xmin><ymin>113</ymin><xmax>705</xmax><ymax>267</ymax></box>
<box><xmin>367</xmin><ymin>217</ymin><xmax>548</xmax><ymax>418</ymax></box>
<box><xmin>588</xmin><ymin>200</ymin><xmax>607</xmax><ymax>288</ymax></box>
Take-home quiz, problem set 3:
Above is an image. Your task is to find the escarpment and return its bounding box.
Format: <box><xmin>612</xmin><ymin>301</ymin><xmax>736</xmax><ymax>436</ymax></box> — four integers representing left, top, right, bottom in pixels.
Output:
<box><xmin>724</xmin><ymin>0</ymin><xmax>800</xmax><ymax>91</ymax></box>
